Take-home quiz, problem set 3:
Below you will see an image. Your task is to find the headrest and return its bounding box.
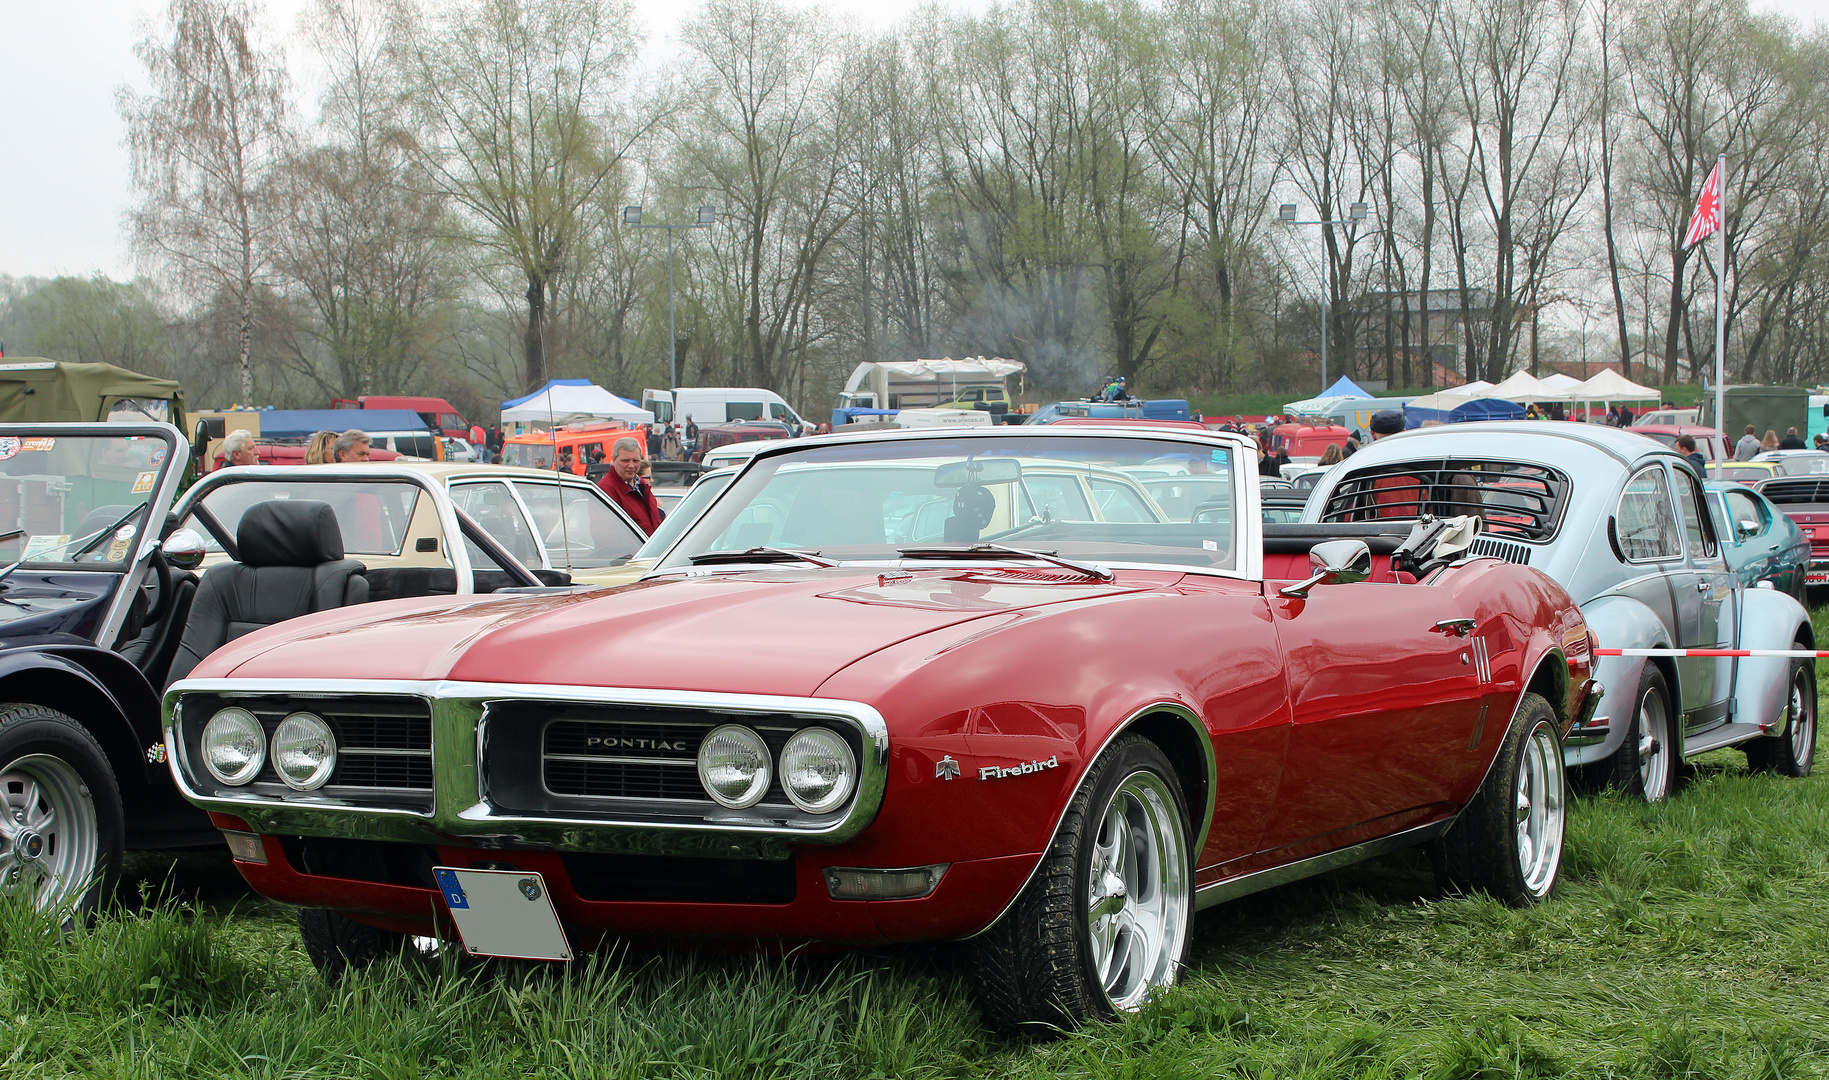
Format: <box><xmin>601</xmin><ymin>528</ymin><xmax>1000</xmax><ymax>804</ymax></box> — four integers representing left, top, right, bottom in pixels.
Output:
<box><xmin>237</xmin><ymin>500</ymin><xmax>346</xmax><ymax>567</ymax></box>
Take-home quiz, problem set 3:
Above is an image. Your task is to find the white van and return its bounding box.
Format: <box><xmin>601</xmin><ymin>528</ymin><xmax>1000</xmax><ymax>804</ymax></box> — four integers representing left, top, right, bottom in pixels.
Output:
<box><xmin>642</xmin><ymin>387</ymin><xmax>811</xmax><ymax>435</ymax></box>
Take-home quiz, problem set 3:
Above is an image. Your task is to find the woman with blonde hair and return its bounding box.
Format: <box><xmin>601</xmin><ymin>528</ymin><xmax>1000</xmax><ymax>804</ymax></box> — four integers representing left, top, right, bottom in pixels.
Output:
<box><xmin>305</xmin><ymin>430</ymin><xmax>337</xmax><ymax>464</ymax></box>
<box><xmin>1762</xmin><ymin>429</ymin><xmax>1781</xmax><ymax>452</ymax></box>
<box><xmin>1318</xmin><ymin>443</ymin><xmax>1345</xmax><ymax>466</ymax></box>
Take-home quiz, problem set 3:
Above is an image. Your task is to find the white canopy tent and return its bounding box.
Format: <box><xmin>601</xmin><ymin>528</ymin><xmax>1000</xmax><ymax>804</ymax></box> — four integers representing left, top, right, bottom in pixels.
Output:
<box><xmin>1454</xmin><ymin>379</ymin><xmax>1495</xmax><ymax>396</ymax></box>
<box><xmin>1570</xmin><ymin>369</ymin><xmax>1661</xmax><ymax>402</ymax></box>
<box><xmin>1539</xmin><ymin>373</ymin><xmax>1584</xmax><ymax>394</ymax></box>
<box><xmin>501</xmin><ymin>381</ymin><xmax>655</xmax><ymax>426</ymax></box>
<box><xmin>1487</xmin><ymin>371</ymin><xmax>1562</xmax><ymax>401</ymax></box>
<box><xmin>1405</xmin><ymin>390</ymin><xmax>1481</xmax><ymax>411</ymax></box>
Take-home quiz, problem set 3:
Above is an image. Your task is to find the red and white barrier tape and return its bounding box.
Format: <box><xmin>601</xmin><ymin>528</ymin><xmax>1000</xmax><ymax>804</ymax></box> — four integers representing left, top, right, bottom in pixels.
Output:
<box><xmin>1595</xmin><ymin>647</ymin><xmax>1828</xmax><ymax>659</ymax></box>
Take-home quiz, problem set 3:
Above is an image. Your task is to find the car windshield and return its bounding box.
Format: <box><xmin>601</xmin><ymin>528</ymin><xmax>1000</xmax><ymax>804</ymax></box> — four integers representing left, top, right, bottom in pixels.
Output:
<box><xmin>0</xmin><ymin>431</ymin><xmax>176</xmax><ymax>568</ymax></box>
<box><xmin>512</xmin><ymin>481</ymin><xmax>643</xmax><ymax>568</ymax></box>
<box><xmin>638</xmin><ymin>470</ymin><xmax>735</xmax><ymax>559</ymax></box>
<box><xmin>1771</xmin><ymin>454</ymin><xmax>1829</xmax><ymax>476</ymax></box>
<box><xmin>657</xmin><ymin>435</ymin><xmax>1237</xmax><ymax>571</ymax></box>
<box><xmin>185</xmin><ymin>479</ymin><xmax>425</xmax><ymax>557</ymax></box>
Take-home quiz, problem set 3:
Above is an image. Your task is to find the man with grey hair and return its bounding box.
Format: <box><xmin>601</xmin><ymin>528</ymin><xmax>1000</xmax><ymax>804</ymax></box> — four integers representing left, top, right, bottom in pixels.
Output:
<box><xmin>221</xmin><ymin>428</ymin><xmax>259</xmax><ymax>468</ymax></box>
<box><xmin>596</xmin><ymin>435</ymin><xmax>662</xmax><ymax>534</ymax></box>
<box><xmin>333</xmin><ymin>429</ymin><xmax>372</xmax><ymax>463</ymax></box>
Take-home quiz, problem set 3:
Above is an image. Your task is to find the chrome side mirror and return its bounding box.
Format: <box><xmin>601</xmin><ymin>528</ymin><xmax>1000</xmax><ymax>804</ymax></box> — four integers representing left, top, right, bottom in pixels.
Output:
<box><xmin>1279</xmin><ymin>539</ymin><xmax>1372</xmax><ymax>599</ymax></box>
<box><xmin>161</xmin><ymin>527</ymin><xmax>207</xmax><ymax>571</ymax></box>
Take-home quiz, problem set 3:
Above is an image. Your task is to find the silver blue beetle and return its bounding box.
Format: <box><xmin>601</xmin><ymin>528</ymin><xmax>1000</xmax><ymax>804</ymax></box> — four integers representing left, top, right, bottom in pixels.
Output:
<box><xmin>1304</xmin><ymin>422</ymin><xmax>1815</xmax><ymax>800</ymax></box>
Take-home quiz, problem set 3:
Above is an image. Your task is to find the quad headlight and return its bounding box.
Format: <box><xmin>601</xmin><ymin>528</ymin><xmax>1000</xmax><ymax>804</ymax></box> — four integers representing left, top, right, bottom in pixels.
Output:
<box><xmin>697</xmin><ymin>724</ymin><xmax>772</xmax><ymax>808</ymax></box>
<box><xmin>271</xmin><ymin>712</ymin><xmax>337</xmax><ymax>791</ymax></box>
<box><xmin>200</xmin><ymin>707</ymin><xmax>265</xmax><ymax>786</ymax></box>
<box><xmin>779</xmin><ymin>727</ymin><xmax>856</xmax><ymax>814</ymax></box>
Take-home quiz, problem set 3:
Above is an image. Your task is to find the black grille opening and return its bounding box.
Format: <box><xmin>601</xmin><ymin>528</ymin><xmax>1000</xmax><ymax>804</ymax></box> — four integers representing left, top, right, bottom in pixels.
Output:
<box><xmin>180</xmin><ymin>694</ymin><xmax>434</xmax><ymax>804</ymax></box>
<box><xmin>1760</xmin><ymin>479</ymin><xmax>1829</xmax><ymax>506</ymax></box>
<box><xmin>281</xmin><ymin>836</ymin><xmax>440</xmax><ymax>890</ymax></box>
<box><xmin>561</xmin><ymin>852</ymin><xmax>797</xmax><ymax>904</ymax></box>
<box><xmin>1321</xmin><ymin>459</ymin><xmax>1569</xmax><ymax>541</ymax></box>
<box><xmin>1469</xmin><ymin>536</ymin><xmax>1533</xmax><ymax>565</ymax></box>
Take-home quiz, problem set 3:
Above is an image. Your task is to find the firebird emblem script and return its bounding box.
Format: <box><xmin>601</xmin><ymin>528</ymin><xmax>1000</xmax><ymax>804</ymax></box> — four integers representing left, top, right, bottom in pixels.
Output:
<box><xmin>980</xmin><ymin>756</ymin><xmax>1060</xmax><ymax>781</ymax></box>
<box><xmin>935</xmin><ymin>756</ymin><xmax>961</xmax><ymax>781</ymax></box>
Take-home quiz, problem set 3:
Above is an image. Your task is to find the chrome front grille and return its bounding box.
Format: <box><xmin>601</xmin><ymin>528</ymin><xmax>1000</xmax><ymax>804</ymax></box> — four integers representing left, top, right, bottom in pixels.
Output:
<box><xmin>1469</xmin><ymin>536</ymin><xmax>1533</xmax><ymax>565</ymax></box>
<box><xmin>177</xmin><ymin>694</ymin><xmax>433</xmax><ymax>808</ymax></box>
<box><xmin>543</xmin><ymin>718</ymin><xmax>706</xmax><ymax>800</ymax></box>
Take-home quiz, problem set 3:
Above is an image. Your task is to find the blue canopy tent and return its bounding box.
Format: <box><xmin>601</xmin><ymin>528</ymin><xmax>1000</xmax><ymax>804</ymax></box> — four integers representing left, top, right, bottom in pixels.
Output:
<box><xmin>1318</xmin><ymin>375</ymin><xmax>1373</xmax><ymax>400</ymax></box>
<box><xmin>256</xmin><ymin>409</ymin><xmax>431</xmax><ymax>438</ymax></box>
<box><xmin>1403</xmin><ymin>395</ymin><xmax>1524</xmax><ymax>429</ymax></box>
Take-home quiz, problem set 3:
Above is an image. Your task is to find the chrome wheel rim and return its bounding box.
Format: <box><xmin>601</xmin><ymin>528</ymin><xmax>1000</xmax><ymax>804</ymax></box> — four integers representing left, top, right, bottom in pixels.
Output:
<box><xmin>1515</xmin><ymin>722</ymin><xmax>1565</xmax><ymax>897</ymax></box>
<box><xmin>1637</xmin><ymin>683</ymin><xmax>1671</xmax><ymax>801</ymax></box>
<box><xmin>0</xmin><ymin>754</ymin><xmax>99</xmax><ymax>912</ymax></box>
<box><xmin>1789</xmin><ymin>667</ymin><xmax>1816</xmax><ymax>767</ymax></box>
<box><xmin>1086</xmin><ymin>770</ymin><xmax>1189</xmax><ymax>1011</ymax></box>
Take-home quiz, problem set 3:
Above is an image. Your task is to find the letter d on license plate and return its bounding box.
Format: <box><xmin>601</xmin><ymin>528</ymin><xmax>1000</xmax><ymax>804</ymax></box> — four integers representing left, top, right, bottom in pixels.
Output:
<box><xmin>432</xmin><ymin>867</ymin><xmax>572</xmax><ymax>961</ymax></box>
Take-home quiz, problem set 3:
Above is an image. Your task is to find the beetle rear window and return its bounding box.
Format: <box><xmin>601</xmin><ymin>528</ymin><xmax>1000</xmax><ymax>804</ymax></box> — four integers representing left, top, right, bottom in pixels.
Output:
<box><xmin>1319</xmin><ymin>459</ymin><xmax>1569</xmax><ymax>541</ymax></box>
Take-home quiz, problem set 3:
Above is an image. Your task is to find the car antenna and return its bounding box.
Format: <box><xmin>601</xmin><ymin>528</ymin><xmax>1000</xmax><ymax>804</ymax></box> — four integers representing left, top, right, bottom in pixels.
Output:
<box><xmin>546</xmin><ymin>388</ymin><xmax>575</xmax><ymax>578</ymax></box>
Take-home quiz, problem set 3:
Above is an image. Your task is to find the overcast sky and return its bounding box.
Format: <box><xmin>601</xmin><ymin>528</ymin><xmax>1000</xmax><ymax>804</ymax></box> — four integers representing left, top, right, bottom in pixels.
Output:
<box><xmin>2</xmin><ymin>0</ymin><xmax>1822</xmax><ymax>284</ymax></box>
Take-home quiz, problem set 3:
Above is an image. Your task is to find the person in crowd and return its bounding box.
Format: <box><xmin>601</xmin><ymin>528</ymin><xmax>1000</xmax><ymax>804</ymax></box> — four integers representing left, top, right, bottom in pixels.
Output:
<box><xmin>1676</xmin><ymin>434</ymin><xmax>1706</xmax><ymax>472</ymax></box>
<box><xmin>221</xmin><ymin>429</ymin><xmax>260</xmax><ymax>468</ymax></box>
<box><xmin>597</xmin><ymin>436</ymin><xmax>663</xmax><ymax>535</ymax></box>
<box><xmin>1816</xmin><ymin>434</ymin><xmax>1829</xmax><ymax>451</ymax></box>
<box><xmin>556</xmin><ymin>449</ymin><xmax>574</xmax><ymax>474</ymax></box>
<box><xmin>1525</xmin><ymin>403</ymin><xmax>1543</xmax><ymax>420</ymax></box>
<box><xmin>1343</xmin><ymin>433</ymin><xmax>1361</xmax><ymax>457</ymax></box>
<box><xmin>1779</xmin><ymin>427</ymin><xmax>1807</xmax><ymax>450</ymax></box>
<box><xmin>1761</xmin><ymin>429</ymin><xmax>1781</xmax><ymax>453</ymax></box>
<box><xmin>1735</xmin><ymin>425</ymin><xmax>1762</xmax><ymax>461</ymax></box>
<box><xmin>470</xmin><ymin>423</ymin><xmax>485</xmax><ymax>449</ymax></box>
<box><xmin>333</xmin><ymin>429</ymin><xmax>372</xmax><ymax>463</ymax></box>
<box><xmin>1369</xmin><ymin>410</ymin><xmax>1405</xmax><ymax>440</ymax></box>
<box><xmin>1605</xmin><ymin>404</ymin><xmax>1619</xmax><ymax>426</ymax></box>
<box><xmin>305</xmin><ymin>430</ymin><xmax>337</xmax><ymax>464</ymax></box>
<box><xmin>1257</xmin><ymin>445</ymin><xmax>1281</xmax><ymax>478</ymax></box>
<box><xmin>1318</xmin><ymin>443</ymin><xmax>1344</xmax><ymax>466</ymax></box>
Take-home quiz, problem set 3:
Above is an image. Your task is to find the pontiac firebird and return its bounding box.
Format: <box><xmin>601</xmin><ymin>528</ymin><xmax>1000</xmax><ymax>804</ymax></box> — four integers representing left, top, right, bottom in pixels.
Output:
<box><xmin>164</xmin><ymin>427</ymin><xmax>1593</xmax><ymax>1033</ymax></box>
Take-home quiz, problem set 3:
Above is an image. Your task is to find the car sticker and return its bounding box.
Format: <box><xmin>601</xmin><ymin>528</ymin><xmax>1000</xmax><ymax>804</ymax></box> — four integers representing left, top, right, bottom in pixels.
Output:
<box><xmin>149</xmin><ymin>445</ymin><xmax>167</xmax><ymax>464</ymax></box>
<box><xmin>107</xmin><ymin>536</ymin><xmax>131</xmax><ymax>561</ymax></box>
<box><xmin>20</xmin><ymin>437</ymin><xmax>54</xmax><ymax>452</ymax></box>
<box><xmin>0</xmin><ymin>437</ymin><xmax>20</xmax><ymax>462</ymax></box>
<box><xmin>21</xmin><ymin>534</ymin><xmax>68</xmax><ymax>560</ymax></box>
<box><xmin>131</xmin><ymin>471</ymin><xmax>157</xmax><ymax>494</ymax></box>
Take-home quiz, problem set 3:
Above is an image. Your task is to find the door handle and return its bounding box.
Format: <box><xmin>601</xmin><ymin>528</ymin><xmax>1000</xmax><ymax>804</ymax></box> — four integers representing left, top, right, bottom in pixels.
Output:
<box><xmin>1696</xmin><ymin>581</ymin><xmax>1712</xmax><ymax>593</ymax></box>
<box><xmin>1434</xmin><ymin>617</ymin><xmax>1476</xmax><ymax>636</ymax></box>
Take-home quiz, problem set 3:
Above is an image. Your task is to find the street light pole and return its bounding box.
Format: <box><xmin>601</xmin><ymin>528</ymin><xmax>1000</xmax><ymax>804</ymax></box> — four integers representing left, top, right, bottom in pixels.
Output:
<box><xmin>622</xmin><ymin>205</ymin><xmax>717</xmax><ymax>390</ymax></box>
<box><xmin>1276</xmin><ymin>201</ymin><xmax>1369</xmax><ymax>392</ymax></box>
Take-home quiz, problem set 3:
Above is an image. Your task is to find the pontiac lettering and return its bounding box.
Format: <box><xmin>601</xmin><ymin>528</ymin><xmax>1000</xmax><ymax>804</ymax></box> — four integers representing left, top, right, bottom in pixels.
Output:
<box><xmin>584</xmin><ymin>737</ymin><xmax>691</xmax><ymax>751</ymax></box>
<box><xmin>979</xmin><ymin>755</ymin><xmax>1060</xmax><ymax>781</ymax></box>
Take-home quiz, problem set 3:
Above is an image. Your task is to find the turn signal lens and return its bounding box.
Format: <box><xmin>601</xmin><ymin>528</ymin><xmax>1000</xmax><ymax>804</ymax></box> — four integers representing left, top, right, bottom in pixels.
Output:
<box><xmin>779</xmin><ymin>727</ymin><xmax>856</xmax><ymax>813</ymax></box>
<box><xmin>201</xmin><ymin>707</ymin><xmax>265</xmax><ymax>786</ymax></box>
<box><xmin>823</xmin><ymin>864</ymin><xmax>949</xmax><ymax>900</ymax></box>
<box><xmin>271</xmin><ymin>712</ymin><xmax>337</xmax><ymax>790</ymax></box>
<box><xmin>697</xmin><ymin>724</ymin><xmax>772</xmax><ymax>808</ymax></box>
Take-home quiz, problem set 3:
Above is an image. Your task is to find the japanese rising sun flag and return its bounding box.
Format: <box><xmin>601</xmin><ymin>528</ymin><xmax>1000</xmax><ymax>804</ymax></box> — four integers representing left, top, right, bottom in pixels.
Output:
<box><xmin>1683</xmin><ymin>160</ymin><xmax>1722</xmax><ymax>249</ymax></box>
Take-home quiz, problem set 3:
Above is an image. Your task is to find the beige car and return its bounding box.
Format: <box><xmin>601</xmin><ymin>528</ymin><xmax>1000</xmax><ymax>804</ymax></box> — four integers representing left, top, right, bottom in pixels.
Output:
<box><xmin>174</xmin><ymin>462</ymin><xmax>647</xmax><ymax>588</ymax></box>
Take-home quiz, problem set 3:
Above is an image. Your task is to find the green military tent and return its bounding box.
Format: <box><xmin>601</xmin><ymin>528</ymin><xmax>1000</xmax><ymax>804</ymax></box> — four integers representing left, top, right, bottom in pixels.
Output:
<box><xmin>0</xmin><ymin>359</ymin><xmax>185</xmax><ymax>425</ymax></box>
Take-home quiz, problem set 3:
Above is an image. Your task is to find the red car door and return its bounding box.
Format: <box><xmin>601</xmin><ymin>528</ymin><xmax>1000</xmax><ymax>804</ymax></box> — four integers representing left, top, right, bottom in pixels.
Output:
<box><xmin>1255</xmin><ymin>581</ymin><xmax>1496</xmax><ymax>857</ymax></box>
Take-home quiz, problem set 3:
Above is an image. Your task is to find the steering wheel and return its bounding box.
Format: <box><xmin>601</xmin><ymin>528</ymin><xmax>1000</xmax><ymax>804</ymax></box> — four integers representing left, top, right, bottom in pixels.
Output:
<box><xmin>138</xmin><ymin>546</ymin><xmax>175</xmax><ymax>625</ymax></box>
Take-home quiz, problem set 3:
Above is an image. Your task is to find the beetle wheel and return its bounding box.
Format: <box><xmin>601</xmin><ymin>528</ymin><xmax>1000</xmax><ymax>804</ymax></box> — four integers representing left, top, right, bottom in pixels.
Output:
<box><xmin>1747</xmin><ymin>652</ymin><xmax>1816</xmax><ymax>778</ymax></box>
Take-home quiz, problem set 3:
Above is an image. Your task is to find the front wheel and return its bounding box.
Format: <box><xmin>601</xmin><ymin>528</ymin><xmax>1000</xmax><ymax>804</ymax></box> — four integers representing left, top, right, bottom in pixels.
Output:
<box><xmin>1746</xmin><ymin>653</ymin><xmax>1816</xmax><ymax>777</ymax></box>
<box><xmin>971</xmin><ymin>735</ymin><xmax>1193</xmax><ymax>1035</ymax></box>
<box><xmin>1436</xmin><ymin>693</ymin><xmax>1565</xmax><ymax>906</ymax></box>
<box><xmin>299</xmin><ymin>908</ymin><xmax>416</xmax><ymax>981</ymax></box>
<box><xmin>0</xmin><ymin>704</ymin><xmax>123</xmax><ymax>921</ymax></box>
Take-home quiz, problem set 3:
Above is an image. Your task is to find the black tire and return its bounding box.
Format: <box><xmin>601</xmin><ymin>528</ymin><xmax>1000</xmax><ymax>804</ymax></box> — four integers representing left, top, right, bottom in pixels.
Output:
<box><xmin>299</xmin><ymin>908</ymin><xmax>413</xmax><ymax>980</ymax></box>
<box><xmin>1435</xmin><ymin>693</ymin><xmax>1566</xmax><ymax>906</ymax></box>
<box><xmin>971</xmin><ymin>735</ymin><xmax>1193</xmax><ymax>1036</ymax></box>
<box><xmin>0</xmin><ymin>703</ymin><xmax>124</xmax><ymax>921</ymax></box>
<box><xmin>1608</xmin><ymin>664</ymin><xmax>1681</xmax><ymax>802</ymax></box>
<box><xmin>1746</xmin><ymin>652</ymin><xmax>1816</xmax><ymax>778</ymax></box>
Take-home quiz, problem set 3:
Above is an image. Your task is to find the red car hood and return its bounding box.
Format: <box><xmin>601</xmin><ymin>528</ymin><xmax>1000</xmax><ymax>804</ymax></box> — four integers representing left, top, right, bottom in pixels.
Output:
<box><xmin>191</xmin><ymin>568</ymin><xmax>1158</xmax><ymax>697</ymax></box>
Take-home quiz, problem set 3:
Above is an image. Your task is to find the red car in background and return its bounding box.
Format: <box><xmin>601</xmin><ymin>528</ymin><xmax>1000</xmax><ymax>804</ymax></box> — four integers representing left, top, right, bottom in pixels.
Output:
<box><xmin>164</xmin><ymin>427</ymin><xmax>1594</xmax><ymax>1033</ymax></box>
<box><xmin>1627</xmin><ymin>423</ymin><xmax>1727</xmax><ymax>463</ymax></box>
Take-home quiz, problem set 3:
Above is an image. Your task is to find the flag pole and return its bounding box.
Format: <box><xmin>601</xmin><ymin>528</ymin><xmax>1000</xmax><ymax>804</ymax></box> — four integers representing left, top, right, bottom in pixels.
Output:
<box><xmin>1714</xmin><ymin>153</ymin><xmax>1726</xmax><ymax>434</ymax></box>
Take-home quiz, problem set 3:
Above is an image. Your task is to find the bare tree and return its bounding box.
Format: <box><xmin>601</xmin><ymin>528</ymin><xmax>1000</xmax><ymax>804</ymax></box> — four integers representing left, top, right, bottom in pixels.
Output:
<box><xmin>120</xmin><ymin>0</ymin><xmax>293</xmax><ymax>403</ymax></box>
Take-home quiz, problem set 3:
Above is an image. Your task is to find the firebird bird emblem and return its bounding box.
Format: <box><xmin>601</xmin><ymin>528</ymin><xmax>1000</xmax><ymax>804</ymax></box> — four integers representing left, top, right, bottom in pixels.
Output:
<box><xmin>935</xmin><ymin>755</ymin><xmax>961</xmax><ymax>781</ymax></box>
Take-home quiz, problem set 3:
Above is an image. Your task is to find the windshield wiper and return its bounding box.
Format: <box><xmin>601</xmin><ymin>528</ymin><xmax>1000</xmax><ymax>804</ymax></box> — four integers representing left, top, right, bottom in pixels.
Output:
<box><xmin>686</xmin><ymin>546</ymin><xmax>838</xmax><ymax>568</ymax></box>
<box><xmin>896</xmin><ymin>543</ymin><xmax>1114</xmax><ymax>582</ymax></box>
<box><xmin>0</xmin><ymin>509</ymin><xmax>140</xmax><ymax>591</ymax></box>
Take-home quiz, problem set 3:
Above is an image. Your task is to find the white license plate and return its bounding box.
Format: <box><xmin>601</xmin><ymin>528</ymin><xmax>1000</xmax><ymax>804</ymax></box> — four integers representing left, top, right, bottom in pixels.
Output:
<box><xmin>433</xmin><ymin>867</ymin><xmax>572</xmax><ymax>961</ymax></box>
<box><xmin>1809</xmin><ymin>573</ymin><xmax>1827</xmax><ymax>584</ymax></box>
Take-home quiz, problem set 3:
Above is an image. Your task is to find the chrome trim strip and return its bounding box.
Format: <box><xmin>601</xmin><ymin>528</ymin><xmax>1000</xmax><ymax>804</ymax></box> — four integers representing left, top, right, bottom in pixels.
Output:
<box><xmin>337</xmin><ymin>747</ymin><xmax>431</xmax><ymax>758</ymax></box>
<box><xmin>164</xmin><ymin>678</ymin><xmax>889</xmax><ymax>859</ymax></box>
<box><xmin>543</xmin><ymin>753</ymin><xmax>695</xmax><ymax>767</ymax></box>
<box><xmin>962</xmin><ymin>699</ymin><xmax>1217</xmax><ymax>939</ymax></box>
<box><xmin>1194</xmin><ymin>819</ymin><xmax>1453</xmax><ymax>908</ymax></box>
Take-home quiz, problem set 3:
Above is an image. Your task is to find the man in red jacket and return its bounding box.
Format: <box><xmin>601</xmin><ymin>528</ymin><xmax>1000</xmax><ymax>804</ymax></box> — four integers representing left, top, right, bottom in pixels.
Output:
<box><xmin>597</xmin><ymin>436</ymin><xmax>664</xmax><ymax>534</ymax></box>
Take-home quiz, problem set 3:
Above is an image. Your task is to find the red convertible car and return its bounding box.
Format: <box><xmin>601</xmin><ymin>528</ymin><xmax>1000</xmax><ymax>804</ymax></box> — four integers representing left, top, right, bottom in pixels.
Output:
<box><xmin>163</xmin><ymin>428</ymin><xmax>1594</xmax><ymax>1032</ymax></box>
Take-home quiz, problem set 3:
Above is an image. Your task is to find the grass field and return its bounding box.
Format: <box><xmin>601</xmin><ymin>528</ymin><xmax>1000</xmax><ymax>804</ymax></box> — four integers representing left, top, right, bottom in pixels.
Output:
<box><xmin>4</xmin><ymin>645</ymin><xmax>1826</xmax><ymax>1076</ymax></box>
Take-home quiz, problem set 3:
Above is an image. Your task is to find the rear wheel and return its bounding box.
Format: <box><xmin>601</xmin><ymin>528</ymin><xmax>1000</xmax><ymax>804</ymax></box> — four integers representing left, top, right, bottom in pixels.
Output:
<box><xmin>1436</xmin><ymin>693</ymin><xmax>1565</xmax><ymax>905</ymax></box>
<box><xmin>972</xmin><ymin>736</ymin><xmax>1192</xmax><ymax>1035</ymax></box>
<box><xmin>1746</xmin><ymin>653</ymin><xmax>1816</xmax><ymax>777</ymax></box>
<box><xmin>0</xmin><ymin>704</ymin><xmax>123</xmax><ymax>921</ymax></box>
<box><xmin>1610</xmin><ymin>665</ymin><xmax>1680</xmax><ymax>802</ymax></box>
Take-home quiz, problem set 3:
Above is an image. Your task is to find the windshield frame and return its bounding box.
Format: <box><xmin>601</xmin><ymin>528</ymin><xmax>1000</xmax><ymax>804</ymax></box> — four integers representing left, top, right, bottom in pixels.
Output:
<box><xmin>645</xmin><ymin>427</ymin><xmax>1261</xmax><ymax>580</ymax></box>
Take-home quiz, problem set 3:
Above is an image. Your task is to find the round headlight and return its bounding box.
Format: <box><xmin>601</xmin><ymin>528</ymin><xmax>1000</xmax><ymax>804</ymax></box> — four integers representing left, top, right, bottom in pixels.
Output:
<box><xmin>697</xmin><ymin>724</ymin><xmax>772</xmax><ymax>809</ymax></box>
<box><xmin>201</xmin><ymin>707</ymin><xmax>265</xmax><ymax>786</ymax></box>
<box><xmin>271</xmin><ymin>712</ymin><xmax>337</xmax><ymax>791</ymax></box>
<box><xmin>779</xmin><ymin>727</ymin><xmax>857</xmax><ymax>814</ymax></box>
